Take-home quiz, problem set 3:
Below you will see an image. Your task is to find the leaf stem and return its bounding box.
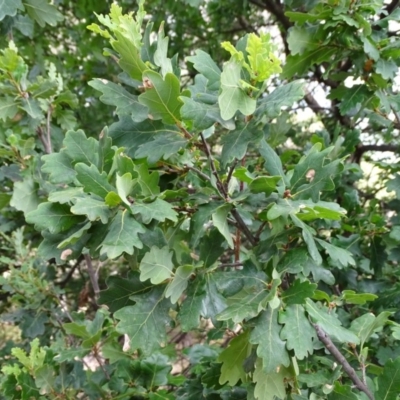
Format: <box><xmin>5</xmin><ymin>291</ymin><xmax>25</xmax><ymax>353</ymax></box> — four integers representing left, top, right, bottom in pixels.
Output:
<box><xmin>313</xmin><ymin>324</ymin><xmax>374</xmax><ymax>400</ymax></box>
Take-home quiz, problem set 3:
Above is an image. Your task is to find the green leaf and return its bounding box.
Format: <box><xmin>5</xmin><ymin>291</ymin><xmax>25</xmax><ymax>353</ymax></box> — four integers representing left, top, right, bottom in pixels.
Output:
<box><xmin>376</xmin><ymin>58</ymin><xmax>398</xmax><ymax>80</ymax></box>
<box><xmin>178</xmin><ymin>275</ymin><xmax>227</xmax><ymax>331</ymax></box>
<box><xmin>279</xmin><ymin>305</ymin><xmax>315</xmax><ymax>359</ymax></box>
<box><xmin>134</xmin><ymin>162</ymin><xmax>160</xmax><ymax>197</ymax></box>
<box><xmin>135</xmin><ymin>134</ymin><xmax>187</xmax><ymax>164</ymax></box>
<box><xmin>89</xmin><ymin>79</ymin><xmax>148</xmax><ymax>121</ymax></box>
<box><xmin>218</xmin><ymin>331</ymin><xmax>251</xmax><ymax>386</ymax></box>
<box><xmin>99</xmin><ymin>271</ymin><xmax>151</xmax><ymax>313</ymax></box>
<box><xmin>75</xmin><ymin>163</ymin><xmax>115</xmax><ymax>198</ymax></box>
<box><xmin>291</xmin><ymin>215</ymin><xmax>322</xmax><ymax>265</ymax></box>
<box><xmin>131</xmin><ymin>198</ymin><xmax>177</xmax><ymax>224</ymax></box>
<box><xmin>154</xmin><ymin>23</ymin><xmax>173</xmax><ymax>77</ymax></box>
<box><xmin>26</xmin><ymin>202</ymin><xmax>84</xmax><ymax>234</ymax></box>
<box><xmin>41</xmin><ymin>152</ymin><xmax>76</xmax><ymax>184</ymax></box>
<box><xmin>255</xmin><ymin>81</ymin><xmax>304</xmax><ymax>119</ymax></box>
<box><xmin>282</xmin><ymin>279</ymin><xmax>317</xmax><ymax>305</ymax></box>
<box><xmin>376</xmin><ymin>357</ymin><xmax>400</xmax><ymax>400</ymax></box>
<box><xmin>0</xmin><ymin>0</ymin><xmax>23</xmax><ymax>21</ymax></box>
<box><xmin>216</xmin><ymin>289</ymin><xmax>268</xmax><ymax>324</ymax></box>
<box><xmin>186</xmin><ymin>50</ymin><xmax>221</xmax><ymax>91</ymax></box>
<box><xmin>34</xmin><ymin>365</ymin><xmax>55</xmax><ymax>395</ymax></box>
<box><xmin>290</xmin><ymin>144</ymin><xmax>341</xmax><ymax>202</ymax></box>
<box><xmin>329</xmin><ymin>85</ymin><xmax>373</xmax><ymax>115</ymax></box>
<box><xmin>100</xmin><ymin>210</ymin><xmax>145</xmax><ymax>259</ymax></box>
<box><xmin>138</xmin><ymin>70</ymin><xmax>183</xmax><ymax>124</ymax></box>
<box><xmin>57</xmin><ymin>222</ymin><xmax>91</xmax><ymax>249</ymax></box>
<box><xmin>63</xmin><ymin>129</ymin><xmax>99</xmax><ymax>166</ymax></box>
<box><xmin>165</xmin><ymin>265</ymin><xmax>194</xmax><ymax>304</ymax></box>
<box><xmin>212</xmin><ymin>203</ymin><xmax>234</xmax><ymax>249</ymax></box>
<box><xmin>249</xmin><ymin>176</ymin><xmax>281</xmax><ymax>195</ymax></box>
<box><xmin>221</xmin><ymin>121</ymin><xmax>263</xmax><ymax>165</ymax></box>
<box><xmin>180</xmin><ymin>96</ymin><xmax>230</xmax><ymax>131</ymax></box>
<box><xmin>315</xmin><ymin>238</ymin><xmax>356</xmax><ymax>268</ymax></box>
<box><xmin>113</xmin><ymin>33</ymin><xmax>148</xmax><ymax>80</ymax></box>
<box><xmin>114</xmin><ymin>287</ymin><xmax>171</xmax><ymax>355</ymax></box>
<box><xmin>250</xmin><ymin>306</ymin><xmax>290</xmax><ymax>373</ymax></box>
<box><xmin>218</xmin><ymin>60</ymin><xmax>257</xmax><ymax>120</ymax></box>
<box><xmin>70</xmin><ymin>196</ymin><xmax>111</xmax><ymax>223</ymax></box>
<box><xmin>24</xmin><ymin>0</ymin><xmax>64</xmax><ymax>27</ymax></box>
<box><xmin>259</xmin><ymin>140</ymin><xmax>288</xmax><ymax>186</ymax></box>
<box><xmin>387</xmin><ymin>174</ymin><xmax>400</xmax><ymax>198</ymax></box>
<box><xmin>287</xmin><ymin>26</ymin><xmax>319</xmax><ymax>55</ymax></box>
<box><xmin>0</xmin><ymin>98</ymin><xmax>19</xmax><ymax>121</ymax></box>
<box><xmin>305</xmin><ymin>299</ymin><xmax>360</xmax><ymax>344</ymax></box>
<box><xmin>253</xmin><ymin>357</ymin><xmax>288</xmax><ymax>400</ymax></box>
<box><xmin>341</xmin><ymin>290</ymin><xmax>377</xmax><ymax>305</ymax></box>
<box><xmin>139</xmin><ymin>246</ymin><xmax>174</xmax><ymax>284</ymax></box>
<box><xmin>350</xmin><ymin>312</ymin><xmax>392</xmax><ymax>349</ymax></box>
<box><xmin>10</xmin><ymin>177</ymin><xmax>39</xmax><ymax>214</ymax></box>
<box><xmin>328</xmin><ymin>383</ymin><xmax>358</xmax><ymax>400</ymax></box>
<box><xmin>116</xmin><ymin>172</ymin><xmax>135</xmax><ymax>205</ymax></box>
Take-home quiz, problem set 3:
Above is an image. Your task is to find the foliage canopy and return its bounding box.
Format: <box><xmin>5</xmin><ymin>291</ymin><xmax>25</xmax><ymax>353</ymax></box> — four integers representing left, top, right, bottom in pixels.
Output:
<box><xmin>1</xmin><ymin>0</ymin><xmax>400</xmax><ymax>399</ymax></box>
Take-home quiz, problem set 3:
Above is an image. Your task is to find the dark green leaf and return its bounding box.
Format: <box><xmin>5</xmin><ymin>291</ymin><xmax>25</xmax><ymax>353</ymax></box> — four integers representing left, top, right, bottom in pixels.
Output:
<box><xmin>282</xmin><ymin>279</ymin><xmax>317</xmax><ymax>305</ymax></box>
<box><xmin>114</xmin><ymin>287</ymin><xmax>171</xmax><ymax>355</ymax></box>
<box><xmin>376</xmin><ymin>357</ymin><xmax>400</xmax><ymax>400</ymax></box>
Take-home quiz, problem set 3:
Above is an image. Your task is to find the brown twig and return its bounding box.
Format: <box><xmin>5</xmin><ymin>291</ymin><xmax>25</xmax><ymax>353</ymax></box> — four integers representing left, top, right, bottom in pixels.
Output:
<box><xmin>84</xmin><ymin>254</ymin><xmax>100</xmax><ymax>302</ymax></box>
<box><xmin>313</xmin><ymin>324</ymin><xmax>374</xmax><ymax>400</ymax></box>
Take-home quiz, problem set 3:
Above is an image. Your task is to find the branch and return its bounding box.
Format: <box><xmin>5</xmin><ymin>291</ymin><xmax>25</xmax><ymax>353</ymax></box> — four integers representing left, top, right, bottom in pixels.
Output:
<box><xmin>199</xmin><ymin>133</ymin><xmax>258</xmax><ymax>247</ymax></box>
<box><xmin>84</xmin><ymin>254</ymin><xmax>100</xmax><ymax>302</ymax></box>
<box><xmin>313</xmin><ymin>324</ymin><xmax>374</xmax><ymax>400</ymax></box>
<box><xmin>353</xmin><ymin>144</ymin><xmax>400</xmax><ymax>163</ymax></box>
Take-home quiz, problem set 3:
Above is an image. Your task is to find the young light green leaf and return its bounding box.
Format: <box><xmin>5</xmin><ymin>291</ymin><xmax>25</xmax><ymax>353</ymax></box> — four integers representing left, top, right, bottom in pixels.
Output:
<box><xmin>165</xmin><ymin>265</ymin><xmax>194</xmax><ymax>304</ymax></box>
<box><xmin>341</xmin><ymin>290</ymin><xmax>377</xmax><ymax>305</ymax></box>
<box><xmin>114</xmin><ymin>286</ymin><xmax>171</xmax><ymax>355</ymax></box>
<box><xmin>131</xmin><ymin>198</ymin><xmax>178</xmax><ymax>224</ymax></box>
<box><xmin>305</xmin><ymin>299</ymin><xmax>360</xmax><ymax>344</ymax></box>
<box><xmin>138</xmin><ymin>70</ymin><xmax>183</xmax><ymax>124</ymax></box>
<box><xmin>279</xmin><ymin>305</ymin><xmax>315</xmax><ymax>360</ymax></box>
<box><xmin>139</xmin><ymin>246</ymin><xmax>174</xmax><ymax>284</ymax></box>
<box><xmin>75</xmin><ymin>163</ymin><xmax>115</xmax><ymax>198</ymax></box>
<box><xmin>246</xmin><ymin>33</ymin><xmax>281</xmax><ymax>81</ymax></box>
<box><xmin>250</xmin><ymin>306</ymin><xmax>290</xmax><ymax>373</ymax></box>
<box><xmin>100</xmin><ymin>210</ymin><xmax>145</xmax><ymax>259</ymax></box>
<box><xmin>218</xmin><ymin>331</ymin><xmax>251</xmax><ymax>386</ymax></box>
<box><xmin>218</xmin><ymin>60</ymin><xmax>256</xmax><ymax>121</ymax></box>
<box><xmin>212</xmin><ymin>204</ymin><xmax>234</xmax><ymax>249</ymax></box>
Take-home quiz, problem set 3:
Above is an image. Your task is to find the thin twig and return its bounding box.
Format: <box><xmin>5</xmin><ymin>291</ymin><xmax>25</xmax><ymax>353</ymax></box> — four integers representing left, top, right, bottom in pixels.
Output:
<box><xmin>313</xmin><ymin>324</ymin><xmax>374</xmax><ymax>400</ymax></box>
<box><xmin>199</xmin><ymin>132</ymin><xmax>228</xmax><ymax>199</ymax></box>
<box><xmin>218</xmin><ymin>262</ymin><xmax>243</xmax><ymax>268</ymax></box>
<box><xmin>185</xmin><ymin>165</ymin><xmax>212</xmax><ymax>182</ymax></box>
<box><xmin>84</xmin><ymin>254</ymin><xmax>100</xmax><ymax>302</ymax></box>
<box><xmin>226</xmin><ymin>159</ymin><xmax>239</xmax><ymax>187</ymax></box>
<box><xmin>199</xmin><ymin>133</ymin><xmax>258</xmax><ymax>247</ymax></box>
<box><xmin>46</xmin><ymin>106</ymin><xmax>53</xmax><ymax>154</ymax></box>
